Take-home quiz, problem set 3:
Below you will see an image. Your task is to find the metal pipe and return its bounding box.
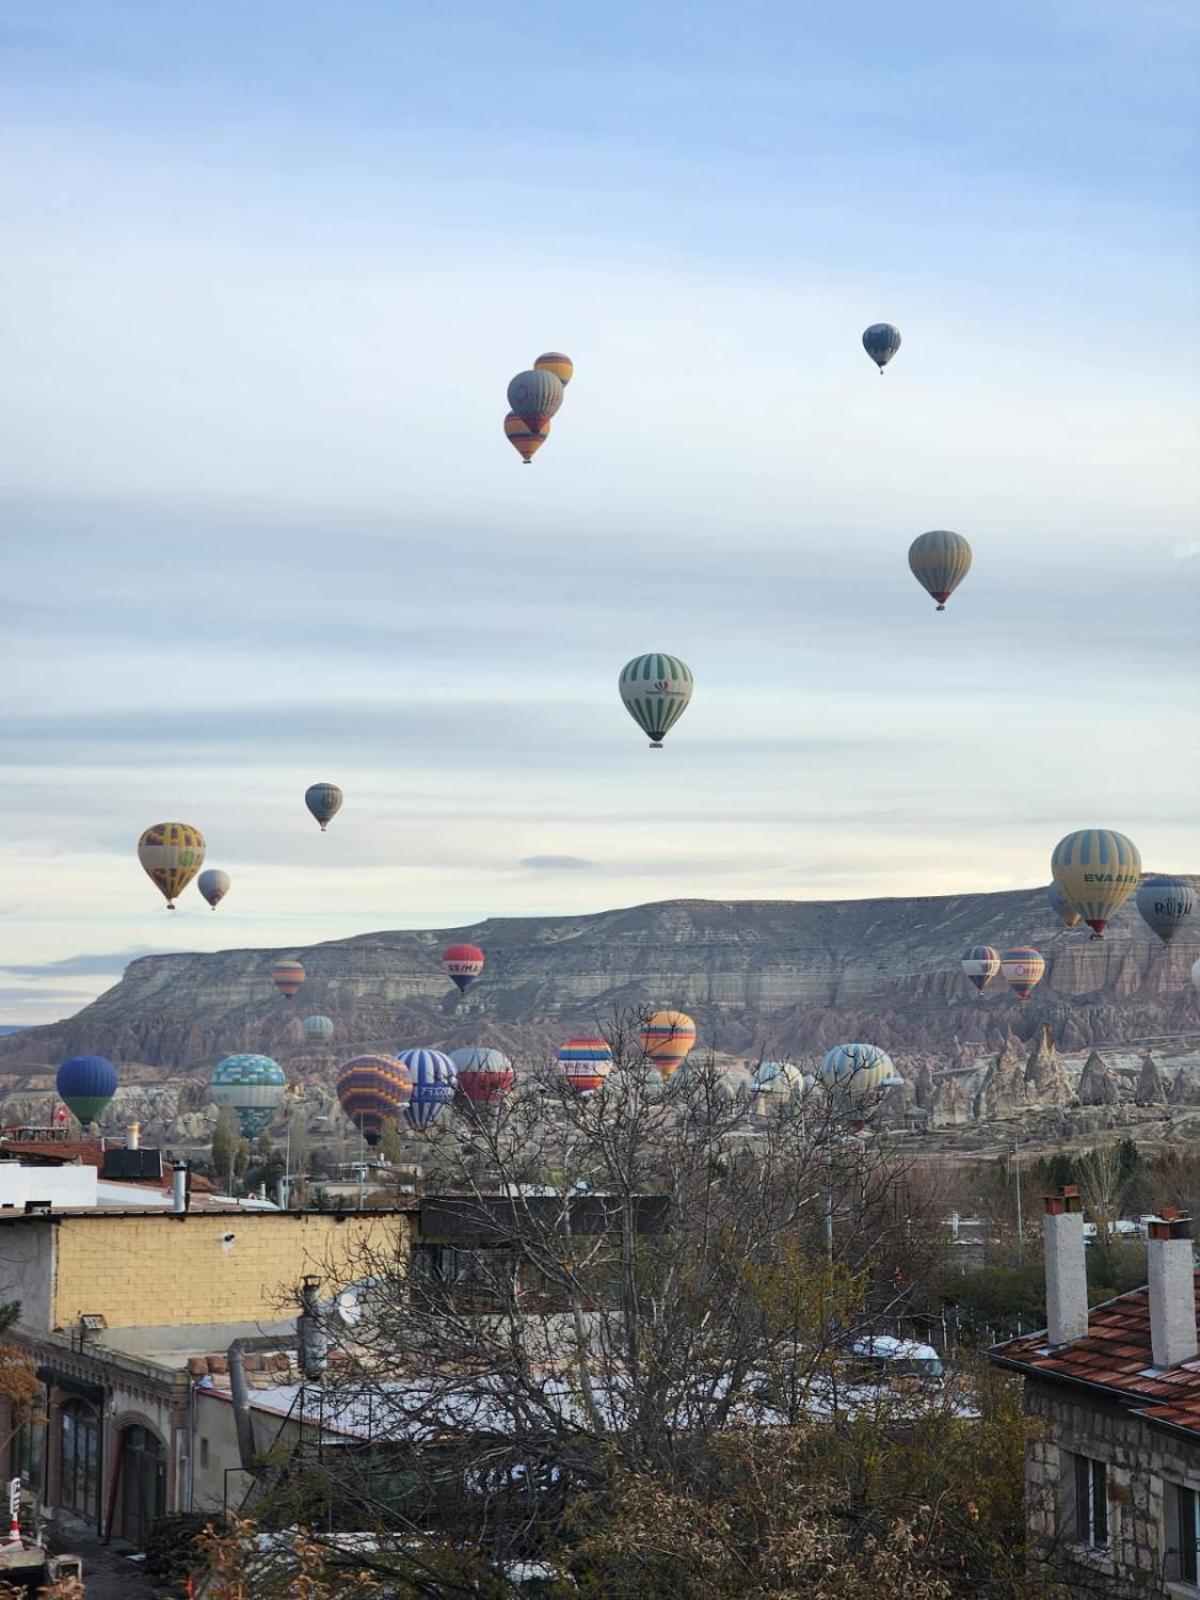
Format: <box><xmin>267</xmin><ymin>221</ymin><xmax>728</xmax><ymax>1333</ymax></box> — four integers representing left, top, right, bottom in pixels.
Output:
<box><xmin>172</xmin><ymin>1162</ymin><xmax>188</xmax><ymax>1214</ymax></box>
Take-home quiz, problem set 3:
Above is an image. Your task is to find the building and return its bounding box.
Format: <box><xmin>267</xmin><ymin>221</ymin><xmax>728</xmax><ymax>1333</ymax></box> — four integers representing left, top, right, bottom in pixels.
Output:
<box><xmin>990</xmin><ymin>1188</ymin><xmax>1200</xmax><ymax>1596</ymax></box>
<box><xmin>0</xmin><ymin>1197</ymin><xmax>413</xmax><ymax>1547</ymax></box>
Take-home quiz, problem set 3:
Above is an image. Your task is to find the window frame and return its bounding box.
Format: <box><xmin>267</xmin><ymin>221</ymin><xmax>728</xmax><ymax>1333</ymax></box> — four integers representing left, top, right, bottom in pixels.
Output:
<box><xmin>1070</xmin><ymin>1451</ymin><xmax>1109</xmax><ymax>1550</ymax></box>
<box><xmin>1167</xmin><ymin>1479</ymin><xmax>1200</xmax><ymax>1586</ymax></box>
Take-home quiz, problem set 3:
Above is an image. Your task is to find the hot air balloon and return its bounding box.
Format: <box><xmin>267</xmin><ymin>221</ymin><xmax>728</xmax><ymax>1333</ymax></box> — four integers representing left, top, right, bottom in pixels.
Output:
<box><xmin>303</xmin><ymin>1015</ymin><xmax>335</xmax><ymax>1045</ymax></box>
<box><xmin>751</xmin><ymin>1060</ymin><xmax>806</xmax><ymax>1095</ymax></box>
<box><xmin>443</xmin><ymin>944</ymin><xmax>484</xmax><ymax>993</ymax></box>
<box><xmin>271</xmin><ymin>959</ymin><xmax>306</xmax><ymax>998</ymax></box>
<box><xmin>504</xmin><ymin>412</ymin><xmax>549</xmax><ymax>464</ymax></box>
<box><xmin>1193</xmin><ymin>957</ymin><xmax>1200</xmax><ymax>996</ymax></box>
<box><xmin>198</xmin><ymin>869</ymin><xmax>230</xmax><ymax>911</ymax></box>
<box><xmin>450</xmin><ymin>1047</ymin><xmax>514</xmax><ymax>1104</ymax></box>
<box><xmin>639</xmin><ymin>1011</ymin><xmax>696</xmax><ymax>1079</ymax></box>
<box><xmin>908</xmin><ymin>531</ymin><xmax>971</xmax><ymax>611</ymax></box>
<box><xmin>336</xmin><ymin>1054</ymin><xmax>412</xmax><ymax>1146</ymax></box>
<box><xmin>399</xmin><ymin>1048</ymin><xmax>457</xmax><ymax>1131</ymax></box>
<box><xmin>56</xmin><ymin>1055</ymin><xmax>118</xmax><ymax>1125</ymax></box>
<box><xmin>619</xmin><ymin>654</ymin><xmax>693</xmax><ymax>748</ymax></box>
<box><xmin>507</xmin><ymin>369</ymin><xmax>563</xmax><ymax>434</ymax></box>
<box><xmin>819</xmin><ymin>1043</ymin><xmax>902</xmax><ymax>1105</ymax></box>
<box><xmin>1051</xmin><ymin>829</ymin><xmax>1142</xmax><ymax>937</ymax></box>
<box><xmin>1047</xmin><ymin>883</ymin><xmax>1081</xmax><ymax>930</ymax></box>
<box><xmin>534</xmin><ymin>352</ymin><xmax>573</xmax><ymax>387</ymax></box>
<box><xmin>210</xmin><ymin>1054</ymin><xmax>287</xmax><ymax>1139</ymax></box>
<box><xmin>305</xmin><ymin>783</ymin><xmax>342</xmax><ymax>832</ymax></box>
<box><xmin>862</xmin><ymin>323</ymin><xmax>901</xmax><ymax>372</ymax></box>
<box><xmin>1136</xmin><ymin>876</ymin><xmax>1195</xmax><ymax>946</ymax></box>
<box><xmin>557</xmin><ymin>1037</ymin><xmax>613</xmax><ymax>1095</ymax></box>
<box><xmin>138</xmin><ymin>822</ymin><xmax>206</xmax><ymax>909</ymax></box>
<box><xmin>960</xmin><ymin>946</ymin><xmax>1001</xmax><ymax>993</ymax></box>
<box><xmin>1000</xmin><ymin>948</ymin><xmax>1045</xmax><ymax>1001</ymax></box>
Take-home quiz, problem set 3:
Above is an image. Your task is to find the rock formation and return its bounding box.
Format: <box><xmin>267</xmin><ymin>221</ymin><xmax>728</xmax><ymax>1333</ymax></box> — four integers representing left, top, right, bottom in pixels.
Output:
<box><xmin>1023</xmin><ymin>1025</ymin><xmax>1073</xmax><ymax>1107</ymax></box>
<box><xmin>1135</xmin><ymin>1052</ymin><xmax>1169</xmax><ymax>1106</ymax></box>
<box><xmin>974</xmin><ymin>1033</ymin><xmax>1027</xmax><ymax>1120</ymax></box>
<box><xmin>1077</xmin><ymin>1050</ymin><xmax>1120</xmax><ymax>1107</ymax></box>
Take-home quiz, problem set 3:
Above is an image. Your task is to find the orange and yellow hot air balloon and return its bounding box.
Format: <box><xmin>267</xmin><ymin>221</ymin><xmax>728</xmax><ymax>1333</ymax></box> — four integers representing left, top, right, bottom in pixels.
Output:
<box><xmin>504</xmin><ymin>412</ymin><xmax>549</xmax><ymax>465</ymax></box>
<box><xmin>138</xmin><ymin>822</ymin><xmax>206</xmax><ymax>909</ymax></box>
<box><xmin>534</xmin><ymin>352</ymin><xmax>574</xmax><ymax>387</ymax></box>
<box><xmin>640</xmin><ymin>1011</ymin><xmax>697</xmax><ymax>1079</ymax></box>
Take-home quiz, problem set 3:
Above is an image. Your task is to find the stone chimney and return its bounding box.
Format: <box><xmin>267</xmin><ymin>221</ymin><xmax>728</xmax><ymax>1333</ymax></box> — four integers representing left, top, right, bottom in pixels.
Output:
<box><xmin>126</xmin><ymin>1122</ymin><xmax>140</xmax><ymax>1150</ymax></box>
<box><xmin>1044</xmin><ymin>1186</ymin><xmax>1088</xmax><ymax>1346</ymax></box>
<box><xmin>1147</xmin><ymin>1209</ymin><xmax>1197</xmax><ymax>1369</ymax></box>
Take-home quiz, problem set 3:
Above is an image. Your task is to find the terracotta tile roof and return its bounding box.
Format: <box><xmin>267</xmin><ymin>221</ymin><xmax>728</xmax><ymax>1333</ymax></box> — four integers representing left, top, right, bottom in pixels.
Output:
<box><xmin>990</xmin><ymin>1273</ymin><xmax>1200</xmax><ymax>1438</ymax></box>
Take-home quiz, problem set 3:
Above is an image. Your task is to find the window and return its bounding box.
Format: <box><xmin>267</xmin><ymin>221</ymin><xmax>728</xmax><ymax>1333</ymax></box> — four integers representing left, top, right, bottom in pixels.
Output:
<box><xmin>1168</xmin><ymin>1482</ymin><xmax>1200</xmax><ymax>1585</ymax></box>
<box><xmin>58</xmin><ymin>1400</ymin><xmax>100</xmax><ymax>1524</ymax></box>
<box><xmin>1070</xmin><ymin>1453</ymin><xmax>1108</xmax><ymax>1549</ymax></box>
<box><xmin>199</xmin><ymin>1437</ymin><xmax>209</xmax><ymax>1470</ymax></box>
<box><xmin>117</xmin><ymin>1424</ymin><xmax>165</xmax><ymax>1547</ymax></box>
<box><xmin>10</xmin><ymin>1387</ymin><xmax>46</xmax><ymax>1493</ymax></box>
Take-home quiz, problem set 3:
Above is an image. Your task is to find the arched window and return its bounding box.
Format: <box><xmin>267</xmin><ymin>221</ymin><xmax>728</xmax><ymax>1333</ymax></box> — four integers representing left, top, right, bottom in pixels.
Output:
<box><xmin>117</xmin><ymin>1423</ymin><xmax>165</xmax><ymax>1547</ymax></box>
<box><xmin>58</xmin><ymin>1399</ymin><xmax>99</xmax><ymax>1523</ymax></box>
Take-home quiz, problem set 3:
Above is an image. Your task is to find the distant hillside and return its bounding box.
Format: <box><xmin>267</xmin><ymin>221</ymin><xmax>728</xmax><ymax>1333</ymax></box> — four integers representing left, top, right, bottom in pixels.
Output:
<box><xmin>0</xmin><ymin>888</ymin><xmax>1196</xmax><ymax>1079</ymax></box>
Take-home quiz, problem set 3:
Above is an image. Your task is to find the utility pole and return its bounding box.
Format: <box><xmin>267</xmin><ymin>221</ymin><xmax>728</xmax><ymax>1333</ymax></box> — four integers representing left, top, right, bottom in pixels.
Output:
<box><xmin>1013</xmin><ymin>1138</ymin><xmax>1024</xmax><ymax>1265</ymax></box>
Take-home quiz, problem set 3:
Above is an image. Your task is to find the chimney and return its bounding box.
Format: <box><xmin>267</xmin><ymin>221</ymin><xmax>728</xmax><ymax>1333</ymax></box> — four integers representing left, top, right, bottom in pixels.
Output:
<box><xmin>1044</xmin><ymin>1186</ymin><xmax>1088</xmax><ymax>1346</ymax></box>
<box><xmin>126</xmin><ymin>1122</ymin><xmax>140</xmax><ymax>1151</ymax></box>
<box><xmin>1147</xmin><ymin>1209</ymin><xmax>1197</xmax><ymax>1368</ymax></box>
<box><xmin>297</xmin><ymin>1274</ymin><xmax>328</xmax><ymax>1379</ymax></box>
<box><xmin>172</xmin><ymin>1161</ymin><xmax>188</xmax><ymax>1215</ymax></box>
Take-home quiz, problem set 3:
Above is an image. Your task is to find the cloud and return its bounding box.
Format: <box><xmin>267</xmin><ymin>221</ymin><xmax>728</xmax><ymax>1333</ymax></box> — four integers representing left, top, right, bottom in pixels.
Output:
<box><xmin>520</xmin><ymin>855</ymin><xmax>596</xmax><ymax>871</ymax></box>
<box><xmin>1173</xmin><ymin>541</ymin><xmax>1200</xmax><ymax>561</ymax></box>
<box><xmin>0</xmin><ymin>947</ymin><xmax>172</xmax><ymax>979</ymax></box>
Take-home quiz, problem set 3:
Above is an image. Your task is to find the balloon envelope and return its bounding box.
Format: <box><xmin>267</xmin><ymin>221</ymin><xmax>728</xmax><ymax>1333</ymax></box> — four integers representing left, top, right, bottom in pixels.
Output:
<box><xmin>303</xmin><ymin>1014</ymin><xmax>335</xmax><ymax>1045</ymax></box>
<box><xmin>908</xmin><ymin>530</ymin><xmax>971</xmax><ymax>610</ymax></box>
<box><xmin>56</xmin><ymin>1055</ymin><xmax>118</xmax><ymax>1124</ymax></box>
<box><xmin>1193</xmin><ymin>957</ymin><xmax>1200</xmax><ymax>997</ymax></box>
<box><xmin>1046</xmin><ymin>883</ymin><xmax>1081</xmax><ymax>929</ymax></box>
<box><xmin>400</xmin><ymin>1048</ymin><xmax>457</xmax><ymax>1130</ymax></box>
<box><xmin>1000</xmin><ymin>947</ymin><xmax>1045</xmax><ymax>1000</ymax></box>
<box><xmin>443</xmin><ymin>944</ymin><xmax>485</xmax><ymax>993</ymax></box>
<box><xmin>305</xmin><ymin>783</ymin><xmax>343</xmax><ymax>831</ymax></box>
<box><xmin>504</xmin><ymin>411</ymin><xmax>549</xmax><ymax>464</ymax></box>
<box><xmin>961</xmin><ymin>946</ymin><xmax>1001</xmax><ymax>992</ymax></box>
<box><xmin>640</xmin><ymin>1011</ymin><xmax>696</xmax><ymax>1078</ymax></box>
<box><xmin>210</xmin><ymin>1054</ymin><xmax>286</xmax><ymax>1139</ymax></box>
<box><xmin>819</xmin><ymin>1043</ymin><xmax>902</xmax><ymax>1104</ymax></box>
<box><xmin>198</xmin><ymin>869</ymin><xmax>230</xmax><ymax>910</ymax></box>
<box><xmin>751</xmin><ymin>1060</ymin><xmax>805</xmax><ymax>1095</ymax></box>
<box><xmin>1136</xmin><ymin>876</ymin><xmax>1195</xmax><ymax>945</ymax></box>
<box><xmin>862</xmin><ymin>323</ymin><xmax>901</xmax><ymax>370</ymax></box>
<box><xmin>1051</xmin><ymin>830</ymin><xmax>1141</xmax><ymax>936</ymax></box>
<box><xmin>450</xmin><ymin>1047</ymin><xmax>514</xmax><ymax>1104</ymax></box>
<box><xmin>138</xmin><ymin>822</ymin><xmax>205</xmax><ymax>909</ymax></box>
<box><xmin>534</xmin><ymin>352</ymin><xmax>573</xmax><ymax>386</ymax></box>
<box><xmin>557</xmin><ymin>1037</ymin><xmax>613</xmax><ymax>1095</ymax></box>
<box><xmin>336</xmin><ymin>1054</ymin><xmax>412</xmax><ymax>1146</ymax></box>
<box><xmin>271</xmin><ymin>959</ymin><xmax>306</xmax><ymax>998</ymax></box>
<box><xmin>506</xmin><ymin>369</ymin><xmax>563</xmax><ymax>432</ymax></box>
<box><xmin>619</xmin><ymin>654</ymin><xmax>694</xmax><ymax>748</ymax></box>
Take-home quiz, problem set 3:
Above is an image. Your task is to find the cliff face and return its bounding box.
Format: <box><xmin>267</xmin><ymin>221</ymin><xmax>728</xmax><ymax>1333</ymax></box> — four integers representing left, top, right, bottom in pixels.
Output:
<box><xmin>1</xmin><ymin>886</ymin><xmax>1196</xmax><ymax>1078</ymax></box>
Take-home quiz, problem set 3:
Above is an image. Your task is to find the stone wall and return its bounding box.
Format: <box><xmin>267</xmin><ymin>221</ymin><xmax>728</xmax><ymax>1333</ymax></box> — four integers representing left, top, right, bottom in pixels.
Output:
<box><xmin>1024</xmin><ymin>1376</ymin><xmax>1200</xmax><ymax>1597</ymax></box>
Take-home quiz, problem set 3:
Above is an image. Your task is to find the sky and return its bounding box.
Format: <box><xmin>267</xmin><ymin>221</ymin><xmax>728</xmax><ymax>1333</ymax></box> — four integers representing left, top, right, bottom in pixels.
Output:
<box><xmin>0</xmin><ymin>0</ymin><xmax>1196</xmax><ymax>1022</ymax></box>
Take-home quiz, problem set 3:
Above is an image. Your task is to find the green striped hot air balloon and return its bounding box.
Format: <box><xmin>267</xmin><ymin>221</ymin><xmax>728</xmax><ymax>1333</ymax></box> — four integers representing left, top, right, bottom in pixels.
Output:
<box><xmin>908</xmin><ymin>530</ymin><xmax>972</xmax><ymax>611</ymax></box>
<box><xmin>619</xmin><ymin>654</ymin><xmax>693</xmax><ymax>749</ymax></box>
<box><xmin>1051</xmin><ymin>829</ymin><xmax>1141</xmax><ymax>938</ymax></box>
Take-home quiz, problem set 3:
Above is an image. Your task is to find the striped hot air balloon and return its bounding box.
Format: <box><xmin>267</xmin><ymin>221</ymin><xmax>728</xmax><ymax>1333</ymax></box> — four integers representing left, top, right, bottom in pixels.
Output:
<box><xmin>1136</xmin><ymin>876</ymin><xmax>1195</xmax><ymax>946</ymax></box>
<box><xmin>305</xmin><ymin>783</ymin><xmax>343</xmax><ymax>832</ymax></box>
<box><xmin>639</xmin><ymin>1011</ymin><xmax>696</xmax><ymax>1079</ymax></box>
<box><xmin>557</xmin><ymin>1037</ymin><xmax>613</xmax><ymax>1095</ymax></box>
<box><xmin>271</xmin><ymin>959</ymin><xmax>306</xmax><ymax>998</ymax></box>
<box><xmin>819</xmin><ymin>1043</ymin><xmax>903</xmax><ymax>1105</ymax></box>
<box><xmin>1000</xmin><ymin>948</ymin><xmax>1045</xmax><ymax>1001</ymax></box>
<box><xmin>960</xmin><ymin>946</ymin><xmax>1001</xmax><ymax>993</ymax></box>
<box><xmin>138</xmin><ymin>822</ymin><xmax>206</xmax><ymax>909</ymax></box>
<box><xmin>507</xmin><ymin>369</ymin><xmax>563</xmax><ymax>434</ymax></box>
<box><xmin>197</xmin><ymin>869</ymin><xmax>230</xmax><ymax>910</ymax></box>
<box><xmin>443</xmin><ymin>944</ymin><xmax>484</xmax><ymax>993</ymax></box>
<box><xmin>751</xmin><ymin>1060</ymin><xmax>806</xmax><ymax>1095</ymax></box>
<box><xmin>210</xmin><ymin>1054</ymin><xmax>287</xmax><ymax>1139</ymax></box>
<box><xmin>534</xmin><ymin>352</ymin><xmax>573</xmax><ymax>387</ymax></box>
<box><xmin>303</xmin><ymin>1015</ymin><xmax>335</xmax><ymax>1045</ymax></box>
<box><xmin>862</xmin><ymin>323</ymin><xmax>901</xmax><ymax>371</ymax></box>
<box><xmin>504</xmin><ymin>411</ymin><xmax>549</xmax><ymax>464</ymax></box>
<box><xmin>336</xmin><ymin>1054</ymin><xmax>412</xmax><ymax>1146</ymax></box>
<box><xmin>451</xmin><ymin>1047</ymin><xmax>514</xmax><ymax>1104</ymax></box>
<box><xmin>1046</xmin><ymin>883</ymin><xmax>1081</xmax><ymax>929</ymax></box>
<box><xmin>619</xmin><ymin>654</ymin><xmax>693</xmax><ymax>748</ymax></box>
<box><xmin>400</xmin><ymin>1048</ymin><xmax>457</xmax><ymax>1131</ymax></box>
<box><xmin>908</xmin><ymin>530</ymin><xmax>972</xmax><ymax>611</ymax></box>
<box><xmin>1051</xmin><ymin>830</ymin><xmax>1141</xmax><ymax>937</ymax></box>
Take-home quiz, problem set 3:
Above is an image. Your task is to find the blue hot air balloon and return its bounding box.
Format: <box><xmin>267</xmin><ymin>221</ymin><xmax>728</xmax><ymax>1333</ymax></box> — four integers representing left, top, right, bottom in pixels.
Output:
<box><xmin>56</xmin><ymin>1055</ymin><xmax>118</xmax><ymax>1125</ymax></box>
<box><xmin>399</xmin><ymin>1048</ymin><xmax>457</xmax><ymax>1131</ymax></box>
<box><xmin>862</xmin><ymin>323</ymin><xmax>901</xmax><ymax>372</ymax></box>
